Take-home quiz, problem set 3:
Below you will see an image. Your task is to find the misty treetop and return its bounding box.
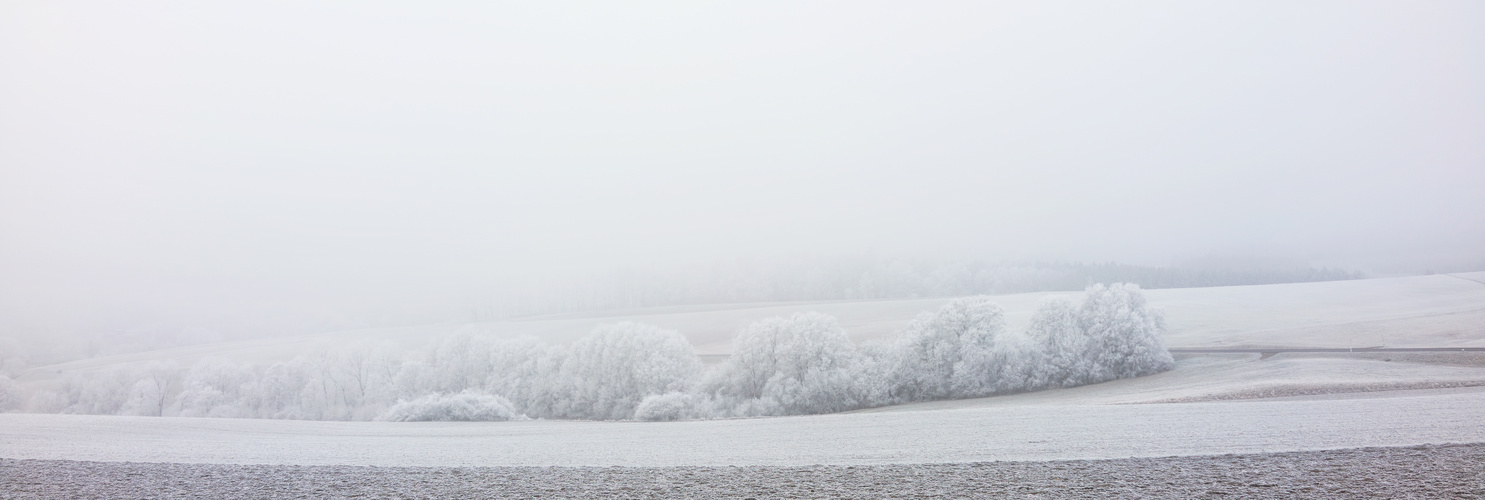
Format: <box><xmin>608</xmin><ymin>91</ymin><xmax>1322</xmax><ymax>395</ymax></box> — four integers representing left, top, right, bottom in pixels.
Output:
<box><xmin>7</xmin><ymin>284</ymin><xmax>1174</xmax><ymax>421</ymax></box>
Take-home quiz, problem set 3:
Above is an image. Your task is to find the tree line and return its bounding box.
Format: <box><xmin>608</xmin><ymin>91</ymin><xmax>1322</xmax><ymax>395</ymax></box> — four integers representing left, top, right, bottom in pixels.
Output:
<box><xmin>2</xmin><ymin>284</ymin><xmax>1174</xmax><ymax>421</ymax></box>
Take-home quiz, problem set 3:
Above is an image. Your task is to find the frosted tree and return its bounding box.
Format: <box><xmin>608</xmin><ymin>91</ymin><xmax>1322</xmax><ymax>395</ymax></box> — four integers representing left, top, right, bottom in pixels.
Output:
<box><xmin>700</xmin><ymin>312</ymin><xmax>863</xmax><ymax>416</ymax></box>
<box><xmin>377</xmin><ymin>389</ymin><xmax>520</xmax><ymax>422</ymax></box>
<box><xmin>885</xmin><ymin>296</ymin><xmax>1009</xmax><ymax>402</ymax></box>
<box><xmin>848</xmin><ymin>338</ymin><xmax>899</xmax><ymax>408</ymax></box>
<box><xmin>419</xmin><ymin>331</ymin><xmax>498</xmax><ymax>394</ymax></box>
<box><xmin>293</xmin><ymin>350</ymin><xmax>349</xmax><ymax>420</ymax></box>
<box><xmin>13</xmin><ymin>284</ymin><xmax>1178</xmax><ymax>422</ymax></box>
<box><xmin>633</xmin><ymin>391</ymin><xmax>694</xmax><ymax>421</ymax></box>
<box><xmin>176</xmin><ymin>357</ymin><xmax>254</xmax><ymax>418</ymax></box>
<box><xmin>478</xmin><ymin>336</ymin><xmax>566</xmax><ymax>418</ymax></box>
<box><xmin>58</xmin><ymin>366</ymin><xmax>141</xmax><ymax>415</ymax></box>
<box><xmin>1076</xmin><ymin>283</ymin><xmax>1174</xmax><ymax>382</ymax></box>
<box><xmin>239</xmin><ymin>360</ymin><xmax>310</xmax><ymax>419</ymax></box>
<box><xmin>121</xmin><ymin>361</ymin><xmax>181</xmax><ymax>416</ymax></box>
<box><xmin>549</xmin><ymin>322</ymin><xmax>701</xmax><ymax>420</ymax></box>
<box><xmin>1023</xmin><ymin>297</ymin><xmax>1089</xmax><ymax>388</ymax></box>
<box><xmin>306</xmin><ymin>341</ymin><xmax>403</xmax><ymax>420</ymax></box>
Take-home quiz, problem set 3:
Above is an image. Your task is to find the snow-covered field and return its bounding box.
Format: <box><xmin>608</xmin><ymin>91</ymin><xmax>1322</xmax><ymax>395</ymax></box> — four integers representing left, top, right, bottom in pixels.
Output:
<box><xmin>3</xmin><ymin>273</ymin><xmax>1484</xmax><ymax>471</ymax></box>
<box><xmin>2</xmin><ymin>386</ymin><xmax>1484</xmax><ymax>467</ymax></box>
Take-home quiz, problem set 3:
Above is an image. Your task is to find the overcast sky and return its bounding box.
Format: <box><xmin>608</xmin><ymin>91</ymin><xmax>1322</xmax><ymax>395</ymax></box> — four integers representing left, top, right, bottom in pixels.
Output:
<box><xmin>2</xmin><ymin>1</ymin><xmax>1482</xmax><ymax>334</ymax></box>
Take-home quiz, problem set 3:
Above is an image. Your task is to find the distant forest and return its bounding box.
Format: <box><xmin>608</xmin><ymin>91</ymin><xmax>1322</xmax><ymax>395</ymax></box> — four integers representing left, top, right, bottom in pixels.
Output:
<box><xmin>474</xmin><ymin>259</ymin><xmax>1362</xmax><ymax>320</ymax></box>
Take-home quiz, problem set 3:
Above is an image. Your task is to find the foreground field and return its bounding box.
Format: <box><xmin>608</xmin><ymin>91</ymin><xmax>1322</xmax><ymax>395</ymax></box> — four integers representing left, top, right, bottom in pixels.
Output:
<box><xmin>2</xmin><ymin>385</ymin><xmax>1482</xmax><ymax>466</ymax></box>
<box><xmin>5</xmin><ymin>444</ymin><xmax>1481</xmax><ymax>499</ymax></box>
<box><xmin>2</xmin><ymin>273</ymin><xmax>1483</xmax><ymax>497</ymax></box>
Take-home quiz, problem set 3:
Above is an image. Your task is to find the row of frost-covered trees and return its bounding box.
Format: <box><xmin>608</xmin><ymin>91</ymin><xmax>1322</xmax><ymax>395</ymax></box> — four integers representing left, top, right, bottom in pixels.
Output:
<box><xmin>4</xmin><ymin>284</ymin><xmax>1173</xmax><ymax>421</ymax></box>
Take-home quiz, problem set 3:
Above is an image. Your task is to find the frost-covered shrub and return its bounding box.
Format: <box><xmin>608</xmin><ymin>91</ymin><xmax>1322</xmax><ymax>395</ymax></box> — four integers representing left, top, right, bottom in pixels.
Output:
<box><xmin>414</xmin><ymin>332</ymin><xmax>500</xmax><ymax>394</ymax></box>
<box><xmin>848</xmin><ymin>338</ymin><xmax>898</xmax><ymax>407</ymax></box>
<box><xmin>480</xmin><ymin>336</ymin><xmax>567</xmax><ymax>418</ymax></box>
<box><xmin>375</xmin><ymin>323</ymin><xmax>699</xmax><ymax>421</ymax></box>
<box><xmin>633</xmin><ymin>391</ymin><xmax>695</xmax><ymax>421</ymax></box>
<box><xmin>885</xmin><ymin>296</ymin><xmax>1010</xmax><ymax>403</ymax></box>
<box><xmin>377</xmin><ymin>390</ymin><xmax>519</xmax><ymax>422</ymax></box>
<box><xmin>120</xmin><ymin>361</ymin><xmax>181</xmax><ymax>417</ymax></box>
<box><xmin>21</xmin><ymin>284</ymin><xmax>1173</xmax><ymax>422</ymax></box>
<box><xmin>1076</xmin><ymin>283</ymin><xmax>1173</xmax><ymax>382</ymax></box>
<box><xmin>394</xmin><ymin>333</ymin><xmax>566</xmax><ymax>418</ymax></box>
<box><xmin>238</xmin><ymin>361</ymin><xmax>310</xmax><ymax>419</ymax></box>
<box><xmin>58</xmin><ymin>366</ymin><xmax>141</xmax><ymax>415</ymax></box>
<box><xmin>174</xmin><ymin>341</ymin><xmax>406</xmax><ymax>421</ymax></box>
<box><xmin>700</xmin><ymin>313</ymin><xmax>863</xmax><ymax>417</ymax></box>
<box><xmin>1022</xmin><ymin>297</ymin><xmax>1086</xmax><ymax>388</ymax></box>
<box><xmin>867</xmin><ymin>285</ymin><xmax>1171</xmax><ymax>406</ymax></box>
<box><xmin>177</xmin><ymin>357</ymin><xmax>253</xmax><ymax>418</ymax></box>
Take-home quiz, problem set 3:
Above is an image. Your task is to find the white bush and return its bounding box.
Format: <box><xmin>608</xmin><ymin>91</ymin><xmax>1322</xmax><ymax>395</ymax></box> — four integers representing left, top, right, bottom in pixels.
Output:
<box><xmin>1076</xmin><ymin>283</ymin><xmax>1174</xmax><ymax>381</ymax></box>
<box><xmin>238</xmin><ymin>361</ymin><xmax>310</xmax><ymax>419</ymax></box>
<box><xmin>701</xmin><ymin>312</ymin><xmax>863</xmax><ymax>416</ymax></box>
<box><xmin>885</xmin><ymin>296</ymin><xmax>1010</xmax><ymax>403</ymax></box>
<box><xmin>549</xmin><ymin>322</ymin><xmax>702</xmax><ymax>420</ymax></box>
<box><xmin>395</xmin><ymin>333</ymin><xmax>567</xmax><ymax>418</ymax></box>
<box><xmin>1022</xmin><ymin>297</ymin><xmax>1086</xmax><ymax>388</ymax></box>
<box><xmin>479</xmin><ymin>336</ymin><xmax>567</xmax><ymax>418</ymax></box>
<box><xmin>376</xmin><ymin>390</ymin><xmax>520</xmax><ymax>422</ymax></box>
<box><xmin>121</xmin><ymin>361</ymin><xmax>181</xmax><ymax>417</ymax></box>
<box><xmin>22</xmin><ymin>285</ymin><xmax>1174</xmax><ymax>422</ymax></box>
<box><xmin>633</xmin><ymin>391</ymin><xmax>695</xmax><ymax>421</ymax></box>
<box><xmin>58</xmin><ymin>366</ymin><xmax>141</xmax><ymax>415</ymax></box>
<box><xmin>177</xmin><ymin>357</ymin><xmax>254</xmax><ymax>418</ymax></box>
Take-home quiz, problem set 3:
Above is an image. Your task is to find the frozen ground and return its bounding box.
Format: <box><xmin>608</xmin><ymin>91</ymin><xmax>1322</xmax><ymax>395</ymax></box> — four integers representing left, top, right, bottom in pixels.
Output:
<box><xmin>4</xmin><ymin>444</ymin><xmax>1482</xmax><ymax>499</ymax></box>
<box><xmin>3</xmin><ymin>273</ymin><xmax>1484</xmax><ymax>497</ymax></box>
<box><xmin>2</xmin><ymin>386</ymin><xmax>1483</xmax><ymax>467</ymax></box>
<box><xmin>855</xmin><ymin>351</ymin><xmax>1485</xmax><ymax>411</ymax></box>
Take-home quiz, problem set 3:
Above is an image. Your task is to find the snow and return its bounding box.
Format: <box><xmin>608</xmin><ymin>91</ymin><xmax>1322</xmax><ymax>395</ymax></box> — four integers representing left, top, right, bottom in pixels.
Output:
<box><xmin>855</xmin><ymin>353</ymin><xmax>1485</xmax><ymax>410</ymax></box>
<box><xmin>2</xmin><ymin>387</ymin><xmax>1483</xmax><ymax>467</ymax></box>
<box><xmin>19</xmin><ymin>287</ymin><xmax>1177</xmax><ymax>421</ymax></box>
<box><xmin>3</xmin><ymin>273</ymin><xmax>1482</xmax><ymax>467</ymax></box>
<box><xmin>1153</xmin><ymin>272</ymin><xmax>1485</xmax><ymax>349</ymax></box>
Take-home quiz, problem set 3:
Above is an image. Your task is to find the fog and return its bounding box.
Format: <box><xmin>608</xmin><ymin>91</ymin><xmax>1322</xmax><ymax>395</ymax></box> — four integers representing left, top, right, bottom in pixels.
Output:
<box><xmin>2</xmin><ymin>1</ymin><xmax>1482</xmax><ymax>343</ymax></box>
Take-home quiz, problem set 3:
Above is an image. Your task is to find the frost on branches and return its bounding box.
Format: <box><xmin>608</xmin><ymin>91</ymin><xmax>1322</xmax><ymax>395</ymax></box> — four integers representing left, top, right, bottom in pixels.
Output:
<box><xmin>18</xmin><ymin>284</ymin><xmax>1172</xmax><ymax>421</ymax></box>
<box><xmin>377</xmin><ymin>390</ymin><xmax>520</xmax><ymax>422</ymax></box>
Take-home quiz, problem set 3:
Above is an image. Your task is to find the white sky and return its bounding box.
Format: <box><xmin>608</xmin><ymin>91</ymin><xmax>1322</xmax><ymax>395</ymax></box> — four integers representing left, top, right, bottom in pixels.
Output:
<box><xmin>2</xmin><ymin>1</ymin><xmax>1482</xmax><ymax>334</ymax></box>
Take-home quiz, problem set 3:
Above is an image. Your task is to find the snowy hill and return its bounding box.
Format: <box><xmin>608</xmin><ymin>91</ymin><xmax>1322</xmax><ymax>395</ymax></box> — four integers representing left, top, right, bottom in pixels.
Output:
<box><xmin>3</xmin><ymin>272</ymin><xmax>1484</xmax><ymax>466</ymax></box>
